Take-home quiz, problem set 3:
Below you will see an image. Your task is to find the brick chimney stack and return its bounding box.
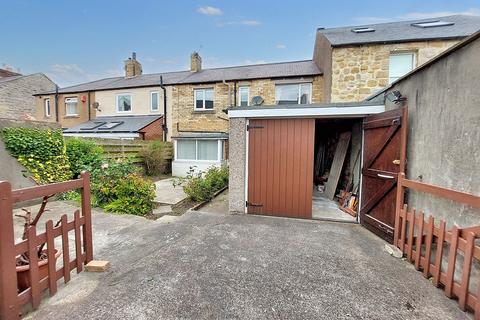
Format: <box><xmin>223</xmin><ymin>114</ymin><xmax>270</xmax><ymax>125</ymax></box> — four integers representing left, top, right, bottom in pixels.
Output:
<box><xmin>124</xmin><ymin>52</ymin><xmax>142</xmax><ymax>78</ymax></box>
<box><xmin>190</xmin><ymin>52</ymin><xmax>202</xmax><ymax>72</ymax></box>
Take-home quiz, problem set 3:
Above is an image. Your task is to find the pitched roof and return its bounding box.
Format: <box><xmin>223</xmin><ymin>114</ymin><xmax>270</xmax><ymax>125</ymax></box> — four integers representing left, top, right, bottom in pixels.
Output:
<box><xmin>39</xmin><ymin>60</ymin><xmax>322</xmax><ymax>95</ymax></box>
<box><xmin>63</xmin><ymin>115</ymin><xmax>162</xmax><ymax>133</ymax></box>
<box><xmin>318</xmin><ymin>15</ymin><xmax>480</xmax><ymax>47</ymax></box>
<box><xmin>0</xmin><ymin>68</ymin><xmax>21</xmax><ymax>78</ymax></box>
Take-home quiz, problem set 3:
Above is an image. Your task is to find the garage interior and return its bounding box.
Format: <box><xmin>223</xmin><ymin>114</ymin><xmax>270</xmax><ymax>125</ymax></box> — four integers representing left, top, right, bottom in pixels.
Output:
<box><xmin>312</xmin><ymin>118</ymin><xmax>363</xmax><ymax>222</ymax></box>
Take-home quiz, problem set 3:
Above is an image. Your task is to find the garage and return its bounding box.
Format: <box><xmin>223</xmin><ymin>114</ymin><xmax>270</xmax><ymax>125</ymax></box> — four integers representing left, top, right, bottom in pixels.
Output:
<box><xmin>228</xmin><ymin>102</ymin><xmax>407</xmax><ymax>243</ymax></box>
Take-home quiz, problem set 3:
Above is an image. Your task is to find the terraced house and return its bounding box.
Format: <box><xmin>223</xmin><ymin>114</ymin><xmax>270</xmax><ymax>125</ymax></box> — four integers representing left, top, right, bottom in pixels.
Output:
<box><xmin>34</xmin><ymin>15</ymin><xmax>480</xmax><ymax>176</ymax></box>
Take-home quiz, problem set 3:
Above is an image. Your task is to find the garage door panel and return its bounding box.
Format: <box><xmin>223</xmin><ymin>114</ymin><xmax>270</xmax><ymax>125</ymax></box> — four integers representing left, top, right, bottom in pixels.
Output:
<box><xmin>247</xmin><ymin>119</ymin><xmax>314</xmax><ymax>218</ymax></box>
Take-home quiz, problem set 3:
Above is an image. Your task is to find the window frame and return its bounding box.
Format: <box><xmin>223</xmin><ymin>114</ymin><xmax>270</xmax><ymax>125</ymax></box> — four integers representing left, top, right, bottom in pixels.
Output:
<box><xmin>150</xmin><ymin>91</ymin><xmax>159</xmax><ymax>112</ymax></box>
<box><xmin>193</xmin><ymin>88</ymin><xmax>214</xmax><ymax>110</ymax></box>
<box><xmin>116</xmin><ymin>93</ymin><xmax>132</xmax><ymax>113</ymax></box>
<box><xmin>238</xmin><ymin>86</ymin><xmax>250</xmax><ymax>106</ymax></box>
<box><xmin>275</xmin><ymin>83</ymin><xmax>312</xmax><ymax>105</ymax></box>
<box><xmin>388</xmin><ymin>52</ymin><xmax>416</xmax><ymax>84</ymax></box>
<box><xmin>64</xmin><ymin>97</ymin><xmax>79</xmax><ymax>116</ymax></box>
<box><xmin>175</xmin><ymin>139</ymin><xmax>223</xmax><ymax>162</ymax></box>
<box><xmin>44</xmin><ymin>98</ymin><xmax>51</xmax><ymax>117</ymax></box>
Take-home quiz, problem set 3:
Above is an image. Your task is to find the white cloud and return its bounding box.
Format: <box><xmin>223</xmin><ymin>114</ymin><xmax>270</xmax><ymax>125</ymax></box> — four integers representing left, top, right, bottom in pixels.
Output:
<box><xmin>48</xmin><ymin>63</ymin><xmax>122</xmax><ymax>87</ymax></box>
<box><xmin>276</xmin><ymin>44</ymin><xmax>286</xmax><ymax>49</ymax></box>
<box><xmin>355</xmin><ymin>8</ymin><xmax>480</xmax><ymax>24</ymax></box>
<box><xmin>197</xmin><ymin>6</ymin><xmax>222</xmax><ymax>16</ymax></box>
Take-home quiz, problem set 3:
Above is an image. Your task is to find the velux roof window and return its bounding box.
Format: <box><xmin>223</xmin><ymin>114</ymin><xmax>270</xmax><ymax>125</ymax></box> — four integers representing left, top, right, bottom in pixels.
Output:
<box><xmin>411</xmin><ymin>20</ymin><xmax>454</xmax><ymax>28</ymax></box>
<box><xmin>351</xmin><ymin>27</ymin><xmax>375</xmax><ymax>33</ymax></box>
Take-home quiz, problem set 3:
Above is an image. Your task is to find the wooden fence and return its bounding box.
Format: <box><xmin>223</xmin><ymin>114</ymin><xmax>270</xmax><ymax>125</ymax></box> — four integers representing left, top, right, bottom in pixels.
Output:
<box><xmin>65</xmin><ymin>137</ymin><xmax>173</xmax><ymax>164</ymax></box>
<box><xmin>0</xmin><ymin>172</ymin><xmax>93</xmax><ymax>319</ymax></box>
<box><xmin>394</xmin><ymin>172</ymin><xmax>480</xmax><ymax>317</ymax></box>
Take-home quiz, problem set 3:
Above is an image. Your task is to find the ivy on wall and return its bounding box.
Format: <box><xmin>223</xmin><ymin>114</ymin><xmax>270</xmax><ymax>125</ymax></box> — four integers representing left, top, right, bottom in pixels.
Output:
<box><xmin>2</xmin><ymin>128</ymin><xmax>72</xmax><ymax>184</ymax></box>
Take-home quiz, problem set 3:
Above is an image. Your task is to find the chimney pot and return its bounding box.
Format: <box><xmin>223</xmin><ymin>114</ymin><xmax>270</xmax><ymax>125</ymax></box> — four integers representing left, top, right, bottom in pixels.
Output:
<box><xmin>190</xmin><ymin>52</ymin><xmax>202</xmax><ymax>72</ymax></box>
<box><xmin>132</xmin><ymin>52</ymin><xmax>136</xmax><ymax>60</ymax></box>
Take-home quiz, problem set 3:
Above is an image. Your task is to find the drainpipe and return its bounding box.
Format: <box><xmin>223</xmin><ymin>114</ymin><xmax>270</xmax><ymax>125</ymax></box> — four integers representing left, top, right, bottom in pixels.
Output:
<box><xmin>160</xmin><ymin>76</ymin><xmax>167</xmax><ymax>141</ymax></box>
<box><xmin>233</xmin><ymin>81</ymin><xmax>237</xmax><ymax>106</ymax></box>
<box><xmin>54</xmin><ymin>85</ymin><xmax>59</xmax><ymax>123</ymax></box>
<box><xmin>87</xmin><ymin>91</ymin><xmax>91</xmax><ymax>120</ymax></box>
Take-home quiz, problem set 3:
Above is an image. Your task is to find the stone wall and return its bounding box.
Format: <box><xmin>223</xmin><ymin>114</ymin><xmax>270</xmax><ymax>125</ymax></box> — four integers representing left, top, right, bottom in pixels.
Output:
<box><xmin>330</xmin><ymin>40</ymin><xmax>459</xmax><ymax>102</ymax></box>
<box><xmin>171</xmin><ymin>76</ymin><xmax>323</xmax><ymax>136</ymax></box>
<box><xmin>0</xmin><ymin>73</ymin><xmax>56</xmax><ymax>120</ymax></box>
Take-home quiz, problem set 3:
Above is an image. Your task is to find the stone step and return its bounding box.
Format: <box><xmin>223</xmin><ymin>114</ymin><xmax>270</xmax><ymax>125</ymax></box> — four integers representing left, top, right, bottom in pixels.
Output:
<box><xmin>152</xmin><ymin>205</ymin><xmax>173</xmax><ymax>218</ymax></box>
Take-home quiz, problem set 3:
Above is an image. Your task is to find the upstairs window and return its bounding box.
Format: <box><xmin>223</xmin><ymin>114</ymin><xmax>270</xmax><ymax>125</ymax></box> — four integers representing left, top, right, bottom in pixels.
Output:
<box><xmin>275</xmin><ymin>83</ymin><xmax>312</xmax><ymax>105</ymax></box>
<box><xmin>116</xmin><ymin>94</ymin><xmax>132</xmax><ymax>112</ymax></box>
<box><xmin>151</xmin><ymin>92</ymin><xmax>159</xmax><ymax>111</ymax></box>
<box><xmin>194</xmin><ymin>88</ymin><xmax>214</xmax><ymax>110</ymax></box>
<box><xmin>65</xmin><ymin>97</ymin><xmax>78</xmax><ymax>116</ymax></box>
<box><xmin>389</xmin><ymin>52</ymin><xmax>416</xmax><ymax>83</ymax></box>
<box><xmin>44</xmin><ymin>98</ymin><xmax>51</xmax><ymax>117</ymax></box>
<box><xmin>238</xmin><ymin>86</ymin><xmax>249</xmax><ymax>106</ymax></box>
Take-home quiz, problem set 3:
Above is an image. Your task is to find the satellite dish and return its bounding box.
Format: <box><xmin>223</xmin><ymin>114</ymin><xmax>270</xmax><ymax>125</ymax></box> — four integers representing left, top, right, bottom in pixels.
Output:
<box><xmin>92</xmin><ymin>102</ymin><xmax>100</xmax><ymax>109</ymax></box>
<box><xmin>251</xmin><ymin>96</ymin><xmax>264</xmax><ymax>106</ymax></box>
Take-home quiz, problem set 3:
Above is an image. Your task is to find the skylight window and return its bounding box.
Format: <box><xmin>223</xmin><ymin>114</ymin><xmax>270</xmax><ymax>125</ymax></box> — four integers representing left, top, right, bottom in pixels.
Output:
<box><xmin>411</xmin><ymin>20</ymin><xmax>454</xmax><ymax>28</ymax></box>
<box><xmin>80</xmin><ymin>122</ymin><xmax>106</xmax><ymax>130</ymax></box>
<box><xmin>98</xmin><ymin>122</ymin><xmax>123</xmax><ymax>130</ymax></box>
<box><xmin>351</xmin><ymin>27</ymin><xmax>375</xmax><ymax>33</ymax></box>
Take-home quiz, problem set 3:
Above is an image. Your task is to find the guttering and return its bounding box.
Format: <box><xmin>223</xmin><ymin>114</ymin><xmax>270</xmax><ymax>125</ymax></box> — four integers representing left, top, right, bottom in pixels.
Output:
<box><xmin>160</xmin><ymin>76</ymin><xmax>167</xmax><ymax>141</ymax></box>
<box><xmin>228</xmin><ymin>103</ymin><xmax>385</xmax><ymax>118</ymax></box>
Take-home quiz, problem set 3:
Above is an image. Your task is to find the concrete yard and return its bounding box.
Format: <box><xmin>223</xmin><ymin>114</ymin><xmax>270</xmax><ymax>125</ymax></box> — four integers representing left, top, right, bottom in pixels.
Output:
<box><xmin>23</xmin><ymin>201</ymin><xmax>469</xmax><ymax>320</ymax></box>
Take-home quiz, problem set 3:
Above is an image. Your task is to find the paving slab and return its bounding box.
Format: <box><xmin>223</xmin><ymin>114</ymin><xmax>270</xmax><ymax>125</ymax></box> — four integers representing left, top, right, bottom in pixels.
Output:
<box><xmin>23</xmin><ymin>205</ymin><xmax>469</xmax><ymax>320</ymax></box>
<box><xmin>154</xmin><ymin>178</ymin><xmax>188</xmax><ymax>205</ymax></box>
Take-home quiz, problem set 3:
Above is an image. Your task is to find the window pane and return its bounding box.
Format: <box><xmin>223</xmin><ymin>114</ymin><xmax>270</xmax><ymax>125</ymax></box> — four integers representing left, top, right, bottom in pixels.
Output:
<box><xmin>275</xmin><ymin>84</ymin><xmax>299</xmax><ymax>104</ymax></box>
<box><xmin>65</xmin><ymin>98</ymin><xmax>78</xmax><ymax>115</ymax></box>
<box><xmin>151</xmin><ymin>92</ymin><xmax>159</xmax><ymax>110</ymax></box>
<box><xmin>117</xmin><ymin>95</ymin><xmax>131</xmax><ymax>112</ymax></box>
<box><xmin>299</xmin><ymin>84</ymin><xmax>311</xmax><ymax>104</ymax></box>
<box><xmin>177</xmin><ymin>140</ymin><xmax>196</xmax><ymax>160</ymax></box>
<box><xmin>389</xmin><ymin>53</ymin><xmax>414</xmax><ymax>83</ymax></box>
<box><xmin>239</xmin><ymin>87</ymin><xmax>249</xmax><ymax>106</ymax></box>
<box><xmin>44</xmin><ymin>99</ymin><xmax>50</xmax><ymax>116</ymax></box>
<box><xmin>197</xmin><ymin>140</ymin><xmax>218</xmax><ymax>160</ymax></box>
<box><xmin>195</xmin><ymin>90</ymin><xmax>204</xmax><ymax>109</ymax></box>
<box><xmin>204</xmin><ymin>89</ymin><xmax>214</xmax><ymax>109</ymax></box>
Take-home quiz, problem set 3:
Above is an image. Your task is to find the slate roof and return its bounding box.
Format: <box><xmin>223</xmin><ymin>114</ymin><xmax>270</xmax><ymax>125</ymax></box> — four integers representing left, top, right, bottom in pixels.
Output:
<box><xmin>38</xmin><ymin>60</ymin><xmax>322</xmax><ymax>95</ymax></box>
<box><xmin>0</xmin><ymin>68</ymin><xmax>21</xmax><ymax>78</ymax></box>
<box><xmin>318</xmin><ymin>15</ymin><xmax>480</xmax><ymax>47</ymax></box>
<box><xmin>63</xmin><ymin>115</ymin><xmax>162</xmax><ymax>133</ymax></box>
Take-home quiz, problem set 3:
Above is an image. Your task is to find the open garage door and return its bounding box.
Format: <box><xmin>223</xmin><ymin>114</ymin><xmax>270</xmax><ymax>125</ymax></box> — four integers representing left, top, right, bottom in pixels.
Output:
<box><xmin>247</xmin><ymin>119</ymin><xmax>315</xmax><ymax>219</ymax></box>
<box><xmin>360</xmin><ymin>108</ymin><xmax>407</xmax><ymax>243</ymax></box>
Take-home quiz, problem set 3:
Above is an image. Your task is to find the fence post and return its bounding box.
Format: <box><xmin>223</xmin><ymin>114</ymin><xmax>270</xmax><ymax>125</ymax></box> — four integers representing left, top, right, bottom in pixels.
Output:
<box><xmin>394</xmin><ymin>172</ymin><xmax>405</xmax><ymax>247</ymax></box>
<box><xmin>80</xmin><ymin>172</ymin><xmax>93</xmax><ymax>263</ymax></box>
<box><xmin>0</xmin><ymin>181</ymin><xmax>19</xmax><ymax>319</ymax></box>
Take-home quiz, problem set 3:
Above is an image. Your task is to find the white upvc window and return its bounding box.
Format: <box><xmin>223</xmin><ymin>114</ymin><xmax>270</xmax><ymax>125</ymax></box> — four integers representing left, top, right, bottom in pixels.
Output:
<box><xmin>151</xmin><ymin>91</ymin><xmax>159</xmax><ymax>111</ymax></box>
<box><xmin>65</xmin><ymin>97</ymin><xmax>78</xmax><ymax>116</ymax></box>
<box><xmin>116</xmin><ymin>93</ymin><xmax>132</xmax><ymax>112</ymax></box>
<box><xmin>389</xmin><ymin>52</ymin><xmax>416</xmax><ymax>83</ymax></box>
<box><xmin>238</xmin><ymin>86</ymin><xmax>249</xmax><ymax>106</ymax></box>
<box><xmin>176</xmin><ymin>139</ymin><xmax>223</xmax><ymax>161</ymax></box>
<box><xmin>275</xmin><ymin>83</ymin><xmax>312</xmax><ymax>105</ymax></box>
<box><xmin>44</xmin><ymin>98</ymin><xmax>51</xmax><ymax>117</ymax></box>
<box><xmin>194</xmin><ymin>88</ymin><xmax>214</xmax><ymax>110</ymax></box>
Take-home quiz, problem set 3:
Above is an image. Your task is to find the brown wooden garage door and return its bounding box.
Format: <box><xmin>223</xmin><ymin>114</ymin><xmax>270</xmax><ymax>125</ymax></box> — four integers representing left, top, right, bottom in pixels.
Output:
<box><xmin>247</xmin><ymin>119</ymin><xmax>315</xmax><ymax>218</ymax></box>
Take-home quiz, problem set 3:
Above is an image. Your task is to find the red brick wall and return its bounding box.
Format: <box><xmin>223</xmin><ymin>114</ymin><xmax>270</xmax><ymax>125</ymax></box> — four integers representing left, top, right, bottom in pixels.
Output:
<box><xmin>139</xmin><ymin>117</ymin><xmax>164</xmax><ymax>140</ymax></box>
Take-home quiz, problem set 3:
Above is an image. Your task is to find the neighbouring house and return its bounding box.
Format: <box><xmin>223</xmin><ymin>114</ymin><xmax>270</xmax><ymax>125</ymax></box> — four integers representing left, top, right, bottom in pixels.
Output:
<box><xmin>227</xmin><ymin>19</ymin><xmax>480</xmax><ymax>243</ymax></box>
<box><xmin>0</xmin><ymin>70</ymin><xmax>56</xmax><ymax>121</ymax></box>
<box><xmin>313</xmin><ymin>14</ymin><xmax>480</xmax><ymax>102</ymax></box>
<box><xmin>63</xmin><ymin>115</ymin><xmax>164</xmax><ymax>140</ymax></box>
<box><xmin>366</xmin><ymin>30</ymin><xmax>480</xmax><ymax>229</ymax></box>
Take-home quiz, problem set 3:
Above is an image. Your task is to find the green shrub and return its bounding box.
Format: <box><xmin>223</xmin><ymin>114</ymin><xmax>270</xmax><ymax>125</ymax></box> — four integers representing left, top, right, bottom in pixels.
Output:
<box><xmin>2</xmin><ymin>127</ymin><xmax>71</xmax><ymax>184</ymax></box>
<box><xmin>175</xmin><ymin>165</ymin><xmax>228</xmax><ymax>202</ymax></box>
<box><xmin>103</xmin><ymin>173</ymin><xmax>156</xmax><ymax>216</ymax></box>
<box><xmin>65</xmin><ymin>138</ymin><xmax>103</xmax><ymax>178</ymax></box>
<box><xmin>139</xmin><ymin>141</ymin><xmax>172</xmax><ymax>175</ymax></box>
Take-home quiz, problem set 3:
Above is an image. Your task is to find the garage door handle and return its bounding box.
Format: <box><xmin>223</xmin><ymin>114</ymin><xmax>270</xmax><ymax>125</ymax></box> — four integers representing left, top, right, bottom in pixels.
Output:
<box><xmin>377</xmin><ymin>174</ymin><xmax>394</xmax><ymax>179</ymax></box>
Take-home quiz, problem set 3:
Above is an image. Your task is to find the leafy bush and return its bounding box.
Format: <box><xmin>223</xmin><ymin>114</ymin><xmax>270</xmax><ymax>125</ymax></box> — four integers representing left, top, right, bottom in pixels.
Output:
<box><xmin>175</xmin><ymin>165</ymin><xmax>228</xmax><ymax>202</ymax></box>
<box><xmin>103</xmin><ymin>173</ymin><xmax>156</xmax><ymax>216</ymax></box>
<box><xmin>139</xmin><ymin>141</ymin><xmax>172</xmax><ymax>175</ymax></box>
<box><xmin>65</xmin><ymin>138</ymin><xmax>103</xmax><ymax>178</ymax></box>
<box><xmin>2</xmin><ymin>128</ymin><xmax>71</xmax><ymax>184</ymax></box>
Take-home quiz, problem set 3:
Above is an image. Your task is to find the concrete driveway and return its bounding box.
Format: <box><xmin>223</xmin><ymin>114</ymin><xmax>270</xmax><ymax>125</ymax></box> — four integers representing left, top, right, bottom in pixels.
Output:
<box><xmin>25</xmin><ymin>203</ymin><xmax>467</xmax><ymax>320</ymax></box>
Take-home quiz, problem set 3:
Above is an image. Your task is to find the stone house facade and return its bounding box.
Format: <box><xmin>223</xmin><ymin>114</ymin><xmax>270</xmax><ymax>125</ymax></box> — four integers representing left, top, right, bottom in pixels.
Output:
<box><xmin>313</xmin><ymin>15</ymin><xmax>480</xmax><ymax>102</ymax></box>
<box><xmin>0</xmin><ymin>72</ymin><xmax>56</xmax><ymax>121</ymax></box>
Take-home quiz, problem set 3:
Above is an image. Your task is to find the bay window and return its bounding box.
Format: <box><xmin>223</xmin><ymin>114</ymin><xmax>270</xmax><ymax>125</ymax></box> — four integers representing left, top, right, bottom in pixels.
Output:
<box><xmin>176</xmin><ymin>139</ymin><xmax>222</xmax><ymax>161</ymax></box>
<box><xmin>275</xmin><ymin>83</ymin><xmax>312</xmax><ymax>105</ymax></box>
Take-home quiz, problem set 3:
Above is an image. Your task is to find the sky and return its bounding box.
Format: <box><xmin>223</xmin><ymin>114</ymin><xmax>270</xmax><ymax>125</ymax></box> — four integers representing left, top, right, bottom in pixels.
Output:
<box><xmin>2</xmin><ymin>0</ymin><xmax>480</xmax><ymax>87</ymax></box>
